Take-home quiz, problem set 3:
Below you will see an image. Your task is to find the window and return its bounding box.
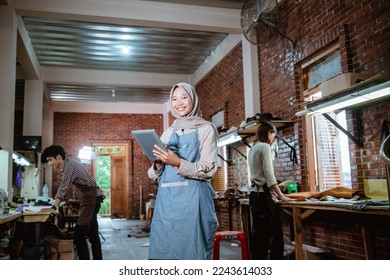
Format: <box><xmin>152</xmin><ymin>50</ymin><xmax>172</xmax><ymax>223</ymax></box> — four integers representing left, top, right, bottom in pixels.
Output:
<box><xmin>302</xmin><ymin>48</ymin><xmax>351</xmax><ymax>191</ymax></box>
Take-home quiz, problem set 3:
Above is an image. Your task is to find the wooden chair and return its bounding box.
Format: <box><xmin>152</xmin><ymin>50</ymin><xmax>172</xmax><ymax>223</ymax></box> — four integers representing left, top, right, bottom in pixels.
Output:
<box><xmin>58</xmin><ymin>204</ymin><xmax>78</xmax><ymax>233</ymax></box>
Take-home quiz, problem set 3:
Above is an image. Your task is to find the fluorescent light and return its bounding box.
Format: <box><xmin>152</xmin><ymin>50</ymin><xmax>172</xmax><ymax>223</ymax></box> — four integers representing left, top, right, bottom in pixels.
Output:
<box><xmin>296</xmin><ymin>80</ymin><xmax>390</xmax><ymax>116</ymax></box>
<box><xmin>218</xmin><ymin>133</ymin><xmax>242</xmax><ymax>147</ymax></box>
<box><xmin>12</xmin><ymin>151</ymin><xmax>31</xmax><ymax>166</ymax></box>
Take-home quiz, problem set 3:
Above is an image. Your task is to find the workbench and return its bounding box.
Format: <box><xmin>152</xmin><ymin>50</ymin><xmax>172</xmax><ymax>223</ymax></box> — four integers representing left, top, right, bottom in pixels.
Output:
<box><xmin>1</xmin><ymin>210</ymin><xmax>51</xmax><ymax>259</ymax></box>
<box><xmin>239</xmin><ymin>199</ymin><xmax>390</xmax><ymax>259</ymax></box>
<box><xmin>0</xmin><ymin>212</ymin><xmax>22</xmax><ymax>224</ymax></box>
<box><xmin>279</xmin><ymin>200</ymin><xmax>390</xmax><ymax>259</ymax></box>
<box><xmin>20</xmin><ymin>211</ymin><xmax>51</xmax><ymax>259</ymax></box>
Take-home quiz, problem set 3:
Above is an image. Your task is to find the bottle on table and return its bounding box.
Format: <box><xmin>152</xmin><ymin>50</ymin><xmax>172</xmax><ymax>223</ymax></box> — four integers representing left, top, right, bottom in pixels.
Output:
<box><xmin>23</xmin><ymin>193</ymin><xmax>28</xmax><ymax>204</ymax></box>
<box><xmin>42</xmin><ymin>184</ymin><xmax>49</xmax><ymax>201</ymax></box>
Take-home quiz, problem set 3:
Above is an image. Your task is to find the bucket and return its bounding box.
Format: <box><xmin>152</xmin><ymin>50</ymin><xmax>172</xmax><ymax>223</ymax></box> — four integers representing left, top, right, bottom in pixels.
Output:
<box><xmin>287</xmin><ymin>184</ymin><xmax>298</xmax><ymax>194</ymax></box>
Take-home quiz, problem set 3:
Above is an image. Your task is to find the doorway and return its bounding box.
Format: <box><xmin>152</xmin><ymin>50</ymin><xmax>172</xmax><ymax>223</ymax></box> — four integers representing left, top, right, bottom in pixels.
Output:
<box><xmin>93</xmin><ymin>144</ymin><xmax>129</xmax><ymax>219</ymax></box>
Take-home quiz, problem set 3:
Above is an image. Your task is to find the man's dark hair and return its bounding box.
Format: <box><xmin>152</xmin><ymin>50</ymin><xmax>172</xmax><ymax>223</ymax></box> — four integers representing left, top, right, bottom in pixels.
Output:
<box><xmin>41</xmin><ymin>145</ymin><xmax>66</xmax><ymax>163</ymax></box>
<box><xmin>256</xmin><ymin>121</ymin><xmax>277</xmax><ymax>143</ymax></box>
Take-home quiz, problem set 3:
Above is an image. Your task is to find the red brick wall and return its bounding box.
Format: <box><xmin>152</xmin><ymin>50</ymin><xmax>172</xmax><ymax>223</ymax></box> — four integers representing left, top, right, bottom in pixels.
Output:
<box><xmin>256</xmin><ymin>0</ymin><xmax>390</xmax><ymax>190</ymax></box>
<box><xmin>197</xmin><ymin>0</ymin><xmax>390</xmax><ymax>259</ymax></box>
<box><xmin>350</xmin><ymin>103</ymin><xmax>390</xmax><ymax>190</ymax></box>
<box><xmin>52</xmin><ymin>112</ymin><xmax>164</xmax><ymax>219</ymax></box>
<box><xmin>47</xmin><ymin>0</ymin><xmax>389</xmax><ymax>259</ymax></box>
<box><xmin>196</xmin><ymin>44</ymin><xmax>249</xmax><ymax>233</ymax></box>
<box><xmin>196</xmin><ymin>44</ymin><xmax>245</xmax><ymax>126</ymax></box>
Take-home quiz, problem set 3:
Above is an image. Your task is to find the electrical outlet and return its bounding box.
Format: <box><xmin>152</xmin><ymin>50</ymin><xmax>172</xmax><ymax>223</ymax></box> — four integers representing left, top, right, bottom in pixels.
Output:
<box><xmin>289</xmin><ymin>97</ymin><xmax>294</xmax><ymax>106</ymax></box>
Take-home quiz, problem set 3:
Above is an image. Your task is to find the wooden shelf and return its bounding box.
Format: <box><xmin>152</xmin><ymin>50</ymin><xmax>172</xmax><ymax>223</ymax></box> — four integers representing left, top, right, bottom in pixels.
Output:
<box><xmin>218</xmin><ymin>120</ymin><xmax>294</xmax><ymax>148</ymax></box>
<box><xmin>239</xmin><ymin>120</ymin><xmax>294</xmax><ymax>136</ymax></box>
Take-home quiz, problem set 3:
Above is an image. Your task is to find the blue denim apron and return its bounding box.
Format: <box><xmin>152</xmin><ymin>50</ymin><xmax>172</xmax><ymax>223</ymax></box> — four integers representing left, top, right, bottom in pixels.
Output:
<box><xmin>148</xmin><ymin>129</ymin><xmax>218</xmax><ymax>259</ymax></box>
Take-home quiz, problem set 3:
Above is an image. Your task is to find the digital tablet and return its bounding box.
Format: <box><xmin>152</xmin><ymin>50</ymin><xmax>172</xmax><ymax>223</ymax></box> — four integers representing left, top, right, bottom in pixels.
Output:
<box><xmin>131</xmin><ymin>129</ymin><xmax>167</xmax><ymax>160</ymax></box>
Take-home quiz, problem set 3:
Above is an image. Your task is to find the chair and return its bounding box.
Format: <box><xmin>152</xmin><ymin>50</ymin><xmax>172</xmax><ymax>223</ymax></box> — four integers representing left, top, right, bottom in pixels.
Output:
<box><xmin>213</xmin><ymin>231</ymin><xmax>249</xmax><ymax>260</ymax></box>
<box><xmin>58</xmin><ymin>205</ymin><xmax>78</xmax><ymax>233</ymax></box>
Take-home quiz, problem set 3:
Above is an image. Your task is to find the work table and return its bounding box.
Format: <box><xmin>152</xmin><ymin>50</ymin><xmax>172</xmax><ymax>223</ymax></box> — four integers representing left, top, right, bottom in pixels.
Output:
<box><xmin>239</xmin><ymin>198</ymin><xmax>390</xmax><ymax>259</ymax></box>
<box><xmin>0</xmin><ymin>212</ymin><xmax>22</xmax><ymax>224</ymax></box>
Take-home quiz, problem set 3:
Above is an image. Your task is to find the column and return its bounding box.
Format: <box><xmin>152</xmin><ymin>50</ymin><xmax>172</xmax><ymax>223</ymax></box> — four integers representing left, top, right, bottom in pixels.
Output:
<box><xmin>0</xmin><ymin>4</ymin><xmax>17</xmax><ymax>195</ymax></box>
<box><xmin>23</xmin><ymin>80</ymin><xmax>44</xmax><ymax>136</ymax></box>
<box><xmin>242</xmin><ymin>35</ymin><xmax>260</xmax><ymax>119</ymax></box>
<box><xmin>22</xmin><ymin>80</ymin><xmax>44</xmax><ymax>199</ymax></box>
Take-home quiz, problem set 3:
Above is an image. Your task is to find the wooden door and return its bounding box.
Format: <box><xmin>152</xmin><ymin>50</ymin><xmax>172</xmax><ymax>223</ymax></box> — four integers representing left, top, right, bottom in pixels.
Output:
<box><xmin>110</xmin><ymin>155</ymin><xmax>129</xmax><ymax>219</ymax></box>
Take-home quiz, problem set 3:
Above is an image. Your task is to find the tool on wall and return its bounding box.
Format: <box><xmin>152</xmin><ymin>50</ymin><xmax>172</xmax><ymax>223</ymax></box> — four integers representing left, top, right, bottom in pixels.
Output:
<box><xmin>240</xmin><ymin>0</ymin><xmax>302</xmax><ymax>80</ymax></box>
<box><xmin>276</xmin><ymin>134</ymin><xmax>298</xmax><ymax>165</ymax></box>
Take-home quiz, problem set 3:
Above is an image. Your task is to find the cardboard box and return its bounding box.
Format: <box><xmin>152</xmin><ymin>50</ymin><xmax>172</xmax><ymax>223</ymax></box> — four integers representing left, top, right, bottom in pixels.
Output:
<box><xmin>364</xmin><ymin>179</ymin><xmax>388</xmax><ymax>200</ymax></box>
<box><xmin>302</xmin><ymin>244</ymin><xmax>329</xmax><ymax>260</ymax></box>
<box><xmin>44</xmin><ymin>235</ymin><xmax>74</xmax><ymax>260</ymax></box>
<box><xmin>320</xmin><ymin>73</ymin><xmax>371</xmax><ymax>98</ymax></box>
<box><xmin>291</xmin><ymin>242</ymin><xmax>330</xmax><ymax>260</ymax></box>
<box><xmin>48</xmin><ymin>251</ymin><xmax>74</xmax><ymax>260</ymax></box>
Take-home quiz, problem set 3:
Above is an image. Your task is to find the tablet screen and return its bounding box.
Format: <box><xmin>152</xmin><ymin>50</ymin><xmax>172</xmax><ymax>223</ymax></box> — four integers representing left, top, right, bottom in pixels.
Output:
<box><xmin>131</xmin><ymin>129</ymin><xmax>166</xmax><ymax>160</ymax></box>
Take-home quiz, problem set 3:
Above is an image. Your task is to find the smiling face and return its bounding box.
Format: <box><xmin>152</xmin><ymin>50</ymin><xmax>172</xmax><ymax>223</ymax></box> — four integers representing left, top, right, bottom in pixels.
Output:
<box><xmin>171</xmin><ymin>87</ymin><xmax>192</xmax><ymax>117</ymax></box>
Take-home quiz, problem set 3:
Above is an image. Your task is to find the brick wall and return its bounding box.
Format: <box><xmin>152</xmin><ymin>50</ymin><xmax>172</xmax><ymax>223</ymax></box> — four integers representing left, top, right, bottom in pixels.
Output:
<box><xmin>197</xmin><ymin>0</ymin><xmax>390</xmax><ymax>259</ymax></box>
<box><xmin>52</xmin><ymin>112</ymin><xmax>164</xmax><ymax>219</ymax></box>
<box><xmin>45</xmin><ymin>0</ymin><xmax>389</xmax><ymax>259</ymax></box>
<box><xmin>196</xmin><ymin>44</ymin><xmax>245</xmax><ymax>127</ymax></box>
<box><xmin>352</xmin><ymin>103</ymin><xmax>390</xmax><ymax>189</ymax></box>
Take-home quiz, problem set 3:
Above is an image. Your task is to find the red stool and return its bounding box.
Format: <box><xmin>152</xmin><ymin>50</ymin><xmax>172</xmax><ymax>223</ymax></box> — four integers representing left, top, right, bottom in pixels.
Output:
<box><xmin>213</xmin><ymin>231</ymin><xmax>249</xmax><ymax>260</ymax></box>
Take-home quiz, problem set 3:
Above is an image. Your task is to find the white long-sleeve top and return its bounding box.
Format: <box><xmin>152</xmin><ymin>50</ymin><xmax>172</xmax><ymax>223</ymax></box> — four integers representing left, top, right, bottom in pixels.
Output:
<box><xmin>147</xmin><ymin>124</ymin><xmax>218</xmax><ymax>182</ymax></box>
<box><xmin>247</xmin><ymin>142</ymin><xmax>278</xmax><ymax>192</ymax></box>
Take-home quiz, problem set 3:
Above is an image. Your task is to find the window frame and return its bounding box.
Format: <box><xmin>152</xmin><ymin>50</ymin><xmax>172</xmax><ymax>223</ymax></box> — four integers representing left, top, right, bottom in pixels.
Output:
<box><xmin>299</xmin><ymin>45</ymin><xmax>352</xmax><ymax>192</ymax></box>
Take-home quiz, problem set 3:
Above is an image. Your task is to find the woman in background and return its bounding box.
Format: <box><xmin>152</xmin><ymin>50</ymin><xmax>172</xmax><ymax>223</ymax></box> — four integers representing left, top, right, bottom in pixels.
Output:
<box><xmin>147</xmin><ymin>82</ymin><xmax>218</xmax><ymax>260</ymax></box>
<box><xmin>247</xmin><ymin>121</ymin><xmax>292</xmax><ymax>259</ymax></box>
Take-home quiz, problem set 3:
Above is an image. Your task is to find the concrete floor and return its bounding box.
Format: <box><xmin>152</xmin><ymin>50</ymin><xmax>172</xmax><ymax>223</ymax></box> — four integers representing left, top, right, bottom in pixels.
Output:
<box><xmin>98</xmin><ymin>217</ymin><xmax>243</xmax><ymax>260</ymax></box>
<box><xmin>17</xmin><ymin>216</ymin><xmax>242</xmax><ymax>260</ymax></box>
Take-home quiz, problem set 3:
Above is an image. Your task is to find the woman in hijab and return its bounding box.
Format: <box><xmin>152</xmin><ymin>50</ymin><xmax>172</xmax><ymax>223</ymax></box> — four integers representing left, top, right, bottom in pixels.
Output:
<box><xmin>147</xmin><ymin>82</ymin><xmax>219</xmax><ymax>260</ymax></box>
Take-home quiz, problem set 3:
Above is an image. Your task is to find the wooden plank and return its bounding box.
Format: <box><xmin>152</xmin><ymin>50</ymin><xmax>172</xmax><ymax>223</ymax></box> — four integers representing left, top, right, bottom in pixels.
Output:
<box><xmin>301</xmin><ymin>209</ymin><xmax>316</xmax><ymax>220</ymax></box>
<box><xmin>0</xmin><ymin>212</ymin><xmax>22</xmax><ymax>224</ymax></box>
<box><xmin>292</xmin><ymin>207</ymin><xmax>303</xmax><ymax>260</ymax></box>
<box><xmin>21</xmin><ymin>213</ymin><xmax>50</xmax><ymax>223</ymax></box>
<box><xmin>361</xmin><ymin>223</ymin><xmax>375</xmax><ymax>260</ymax></box>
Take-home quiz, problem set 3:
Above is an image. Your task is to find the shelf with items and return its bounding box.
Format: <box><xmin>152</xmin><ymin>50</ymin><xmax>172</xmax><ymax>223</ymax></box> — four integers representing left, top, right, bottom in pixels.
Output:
<box><xmin>238</xmin><ymin>120</ymin><xmax>295</xmax><ymax>137</ymax></box>
<box><xmin>218</xmin><ymin>120</ymin><xmax>295</xmax><ymax>147</ymax></box>
<box><xmin>217</xmin><ymin>119</ymin><xmax>296</xmax><ymax>165</ymax></box>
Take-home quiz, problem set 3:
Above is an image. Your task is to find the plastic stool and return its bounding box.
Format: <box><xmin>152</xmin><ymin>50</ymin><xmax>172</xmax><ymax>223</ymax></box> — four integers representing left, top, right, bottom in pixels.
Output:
<box><xmin>213</xmin><ymin>231</ymin><xmax>249</xmax><ymax>260</ymax></box>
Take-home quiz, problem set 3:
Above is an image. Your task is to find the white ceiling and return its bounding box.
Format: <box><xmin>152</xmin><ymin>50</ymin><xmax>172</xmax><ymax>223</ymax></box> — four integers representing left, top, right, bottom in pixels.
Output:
<box><xmin>11</xmin><ymin>0</ymin><xmax>245</xmax><ymax>104</ymax></box>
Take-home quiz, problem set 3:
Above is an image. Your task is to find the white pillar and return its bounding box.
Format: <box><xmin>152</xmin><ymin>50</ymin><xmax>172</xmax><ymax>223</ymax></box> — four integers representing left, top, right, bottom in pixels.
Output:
<box><xmin>0</xmin><ymin>4</ymin><xmax>17</xmax><ymax>195</ymax></box>
<box><xmin>22</xmin><ymin>80</ymin><xmax>44</xmax><ymax>199</ymax></box>
<box><xmin>23</xmin><ymin>80</ymin><xmax>44</xmax><ymax>136</ymax></box>
<box><xmin>42</xmin><ymin>92</ymin><xmax>54</xmax><ymax>196</ymax></box>
<box><xmin>242</xmin><ymin>36</ymin><xmax>260</xmax><ymax>119</ymax></box>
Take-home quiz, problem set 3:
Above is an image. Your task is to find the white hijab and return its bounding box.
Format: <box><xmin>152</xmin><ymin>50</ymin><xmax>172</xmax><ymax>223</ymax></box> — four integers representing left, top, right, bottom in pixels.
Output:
<box><xmin>170</xmin><ymin>83</ymin><xmax>218</xmax><ymax>137</ymax></box>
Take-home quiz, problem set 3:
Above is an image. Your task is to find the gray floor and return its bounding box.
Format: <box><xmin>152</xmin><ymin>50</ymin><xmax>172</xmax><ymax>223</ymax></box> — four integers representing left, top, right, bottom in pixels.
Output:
<box><xmin>98</xmin><ymin>217</ymin><xmax>243</xmax><ymax>260</ymax></box>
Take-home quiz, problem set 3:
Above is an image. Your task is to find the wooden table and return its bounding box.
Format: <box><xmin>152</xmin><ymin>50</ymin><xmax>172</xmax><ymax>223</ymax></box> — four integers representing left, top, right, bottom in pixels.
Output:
<box><xmin>279</xmin><ymin>201</ymin><xmax>390</xmax><ymax>260</ymax></box>
<box><xmin>0</xmin><ymin>212</ymin><xmax>22</xmax><ymax>224</ymax></box>
<box><xmin>20</xmin><ymin>212</ymin><xmax>51</xmax><ymax>259</ymax></box>
<box><xmin>239</xmin><ymin>199</ymin><xmax>390</xmax><ymax>259</ymax></box>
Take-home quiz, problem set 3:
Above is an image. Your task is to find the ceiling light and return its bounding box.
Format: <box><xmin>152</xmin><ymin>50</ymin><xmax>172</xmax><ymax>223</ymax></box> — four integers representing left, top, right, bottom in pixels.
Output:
<box><xmin>121</xmin><ymin>44</ymin><xmax>130</xmax><ymax>54</ymax></box>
